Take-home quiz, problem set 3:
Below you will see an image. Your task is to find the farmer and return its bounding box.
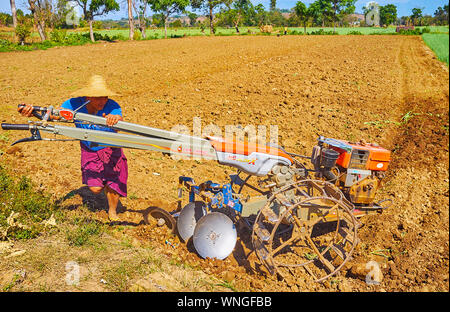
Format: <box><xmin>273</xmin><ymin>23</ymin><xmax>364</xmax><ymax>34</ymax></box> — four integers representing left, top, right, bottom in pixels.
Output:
<box><xmin>18</xmin><ymin>75</ymin><xmax>127</xmax><ymax>222</ymax></box>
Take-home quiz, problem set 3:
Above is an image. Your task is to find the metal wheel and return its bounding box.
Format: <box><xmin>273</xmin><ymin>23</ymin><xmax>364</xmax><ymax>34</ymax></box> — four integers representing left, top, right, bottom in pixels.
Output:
<box><xmin>144</xmin><ymin>206</ymin><xmax>177</xmax><ymax>233</ymax></box>
<box><xmin>251</xmin><ymin>179</ymin><xmax>359</xmax><ymax>282</ymax></box>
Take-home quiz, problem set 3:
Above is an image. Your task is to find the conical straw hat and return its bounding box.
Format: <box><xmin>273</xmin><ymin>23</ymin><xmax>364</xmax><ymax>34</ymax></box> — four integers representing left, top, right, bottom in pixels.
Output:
<box><xmin>71</xmin><ymin>75</ymin><xmax>120</xmax><ymax>97</ymax></box>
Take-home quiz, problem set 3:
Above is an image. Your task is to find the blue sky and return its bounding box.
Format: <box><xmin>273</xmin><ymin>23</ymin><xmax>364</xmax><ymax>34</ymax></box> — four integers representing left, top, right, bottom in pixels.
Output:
<box><xmin>0</xmin><ymin>1</ymin><xmax>447</xmax><ymax>20</ymax></box>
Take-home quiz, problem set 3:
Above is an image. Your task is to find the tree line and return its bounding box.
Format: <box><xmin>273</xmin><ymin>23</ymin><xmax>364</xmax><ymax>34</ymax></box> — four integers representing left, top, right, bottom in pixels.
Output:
<box><xmin>2</xmin><ymin>0</ymin><xmax>449</xmax><ymax>43</ymax></box>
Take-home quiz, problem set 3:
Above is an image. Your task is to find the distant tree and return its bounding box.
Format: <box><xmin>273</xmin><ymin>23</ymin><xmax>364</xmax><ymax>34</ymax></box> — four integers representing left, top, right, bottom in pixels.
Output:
<box><xmin>10</xmin><ymin>0</ymin><xmax>18</xmax><ymax>29</ymax></box>
<box><xmin>270</xmin><ymin>0</ymin><xmax>276</xmax><ymax>12</ymax></box>
<box><xmin>216</xmin><ymin>1</ymin><xmax>230</xmax><ymax>27</ymax></box>
<box><xmin>170</xmin><ymin>19</ymin><xmax>182</xmax><ymax>27</ymax></box>
<box><xmin>411</xmin><ymin>7</ymin><xmax>423</xmax><ymax>26</ymax></box>
<box><xmin>294</xmin><ymin>1</ymin><xmax>312</xmax><ymax>34</ymax></box>
<box><xmin>445</xmin><ymin>4</ymin><xmax>450</xmax><ymax>23</ymax></box>
<box><xmin>310</xmin><ymin>0</ymin><xmax>354</xmax><ymax>30</ymax></box>
<box><xmin>0</xmin><ymin>13</ymin><xmax>12</xmax><ymax>27</ymax></box>
<box><xmin>147</xmin><ymin>0</ymin><xmax>189</xmax><ymax>38</ymax></box>
<box><xmin>399</xmin><ymin>15</ymin><xmax>408</xmax><ymax>26</ymax></box>
<box><xmin>73</xmin><ymin>0</ymin><xmax>120</xmax><ymax>42</ymax></box>
<box><xmin>27</xmin><ymin>0</ymin><xmax>52</xmax><ymax>41</ymax></box>
<box><xmin>187</xmin><ymin>11</ymin><xmax>198</xmax><ymax>26</ymax></box>
<box><xmin>132</xmin><ymin>0</ymin><xmax>148</xmax><ymax>38</ymax></box>
<box><xmin>16</xmin><ymin>9</ymin><xmax>25</xmax><ymax>19</ymax></box>
<box><xmin>15</xmin><ymin>24</ymin><xmax>31</xmax><ymax>44</ymax></box>
<box><xmin>328</xmin><ymin>0</ymin><xmax>356</xmax><ymax>33</ymax></box>
<box><xmin>51</xmin><ymin>0</ymin><xmax>74</xmax><ymax>29</ymax></box>
<box><xmin>268</xmin><ymin>10</ymin><xmax>287</xmax><ymax>26</ymax></box>
<box><xmin>362</xmin><ymin>2</ymin><xmax>370</xmax><ymax>17</ymax></box>
<box><xmin>127</xmin><ymin>0</ymin><xmax>134</xmax><ymax>39</ymax></box>
<box><xmin>342</xmin><ymin>12</ymin><xmax>357</xmax><ymax>26</ymax></box>
<box><xmin>152</xmin><ymin>12</ymin><xmax>165</xmax><ymax>27</ymax></box>
<box><xmin>309</xmin><ymin>0</ymin><xmax>332</xmax><ymax>27</ymax></box>
<box><xmin>93</xmin><ymin>20</ymin><xmax>103</xmax><ymax>29</ymax></box>
<box><xmin>421</xmin><ymin>15</ymin><xmax>433</xmax><ymax>26</ymax></box>
<box><xmin>191</xmin><ymin>0</ymin><xmax>224</xmax><ymax>35</ymax></box>
<box><xmin>221</xmin><ymin>0</ymin><xmax>252</xmax><ymax>33</ymax></box>
<box><xmin>254</xmin><ymin>3</ymin><xmax>268</xmax><ymax>25</ymax></box>
<box><xmin>379</xmin><ymin>4</ymin><xmax>397</xmax><ymax>26</ymax></box>
<box><xmin>237</xmin><ymin>0</ymin><xmax>253</xmax><ymax>29</ymax></box>
<box><xmin>286</xmin><ymin>10</ymin><xmax>297</xmax><ymax>27</ymax></box>
<box><xmin>239</xmin><ymin>1</ymin><xmax>257</xmax><ymax>26</ymax></box>
<box><xmin>434</xmin><ymin>5</ymin><xmax>449</xmax><ymax>25</ymax></box>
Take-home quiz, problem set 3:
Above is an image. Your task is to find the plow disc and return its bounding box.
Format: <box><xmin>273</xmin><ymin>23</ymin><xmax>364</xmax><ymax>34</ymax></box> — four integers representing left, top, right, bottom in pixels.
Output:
<box><xmin>251</xmin><ymin>180</ymin><xmax>359</xmax><ymax>282</ymax></box>
<box><xmin>177</xmin><ymin>201</ymin><xmax>207</xmax><ymax>242</ymax></box>
<box><xmin>193</xmin><ymin>212</ymin><xmax>237</xmax><ymax>260</ymax></box>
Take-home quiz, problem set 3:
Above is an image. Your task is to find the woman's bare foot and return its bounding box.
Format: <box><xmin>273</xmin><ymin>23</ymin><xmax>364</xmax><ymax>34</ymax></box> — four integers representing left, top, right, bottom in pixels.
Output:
<box><xmin>108</xmin><ymin>210</ymin><xmax>120</xmax><ymax>222</ymax></box>
<box><xmin>105</xmin><ymin>185</ymin><xmax>120</xmax><ymax>222</ymax></box>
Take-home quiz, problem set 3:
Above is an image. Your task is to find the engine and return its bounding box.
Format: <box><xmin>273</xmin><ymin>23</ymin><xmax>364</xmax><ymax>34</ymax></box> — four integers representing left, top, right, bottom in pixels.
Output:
<box><xmin>311</xmin><ymin>136</ymin><xmax>391</xmax><ymax>206</ymax></box>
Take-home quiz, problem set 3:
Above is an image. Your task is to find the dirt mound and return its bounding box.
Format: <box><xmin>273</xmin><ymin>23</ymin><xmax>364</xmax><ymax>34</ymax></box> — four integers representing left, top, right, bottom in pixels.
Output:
<box><xmin>0</xmin><ymin>35</ymin><xmax>448</xmax><ymax>291</ymax></box>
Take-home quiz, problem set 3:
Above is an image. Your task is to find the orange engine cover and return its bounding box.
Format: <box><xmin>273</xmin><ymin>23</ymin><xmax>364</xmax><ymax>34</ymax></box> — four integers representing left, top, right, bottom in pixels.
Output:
<box><xmin>330</xmin><ymin>140</ymin><xmax>391</xmax><ymax>171</ymax></box>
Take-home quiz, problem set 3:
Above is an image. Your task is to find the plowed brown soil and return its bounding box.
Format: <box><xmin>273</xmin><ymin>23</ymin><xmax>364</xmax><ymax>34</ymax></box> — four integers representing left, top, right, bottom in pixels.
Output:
<box><xmin>0</xmin><ymin>35</ymin><xmax>448</xmax><ymax>292</ymax></box>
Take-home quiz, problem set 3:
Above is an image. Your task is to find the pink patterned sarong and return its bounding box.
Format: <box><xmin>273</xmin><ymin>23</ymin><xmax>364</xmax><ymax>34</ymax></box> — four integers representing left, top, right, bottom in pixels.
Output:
<box><xmin>80</xmin><ymin>143</ymin><xmax>128</xmax><ymax>197</ymax></box>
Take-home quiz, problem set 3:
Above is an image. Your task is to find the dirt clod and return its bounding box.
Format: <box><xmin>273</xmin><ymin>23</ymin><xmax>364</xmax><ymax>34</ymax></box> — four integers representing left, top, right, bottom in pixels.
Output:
<box><xmin>5</xmin><ymin>146</ymin><xmax>21</xmax><ymax>155</ymax></box>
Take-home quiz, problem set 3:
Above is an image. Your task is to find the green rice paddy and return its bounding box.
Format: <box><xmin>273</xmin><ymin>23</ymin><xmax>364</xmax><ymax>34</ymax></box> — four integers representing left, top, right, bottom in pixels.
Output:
<box><xmin>422</xmin><ymin>33</ymin><xmax>449</xmax><ymax>65</ymax></box>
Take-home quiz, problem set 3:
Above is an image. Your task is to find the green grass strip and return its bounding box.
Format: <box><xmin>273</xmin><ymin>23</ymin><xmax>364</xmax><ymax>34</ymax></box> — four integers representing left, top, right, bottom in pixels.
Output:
<box><xmin>422</xmin><ymin>33</ymin><xmax>449</xmax><ymax>65</ymax></box>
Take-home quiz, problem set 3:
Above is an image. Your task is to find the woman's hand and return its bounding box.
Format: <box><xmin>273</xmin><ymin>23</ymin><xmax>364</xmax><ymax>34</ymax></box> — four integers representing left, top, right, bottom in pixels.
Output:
<box><xmin>18</xmin><ymin>103</ymin><xmax>34</xmax><ymax>117</ymax></box>
<box><xmin>18</xmin><ymin>104</ymin><xmax>59</xmax><ymax>120</ymax></box>
<box><xmin>103</xmin><ymin>114</ymin><xmax>122</xmax><ymax>126</ymax></box>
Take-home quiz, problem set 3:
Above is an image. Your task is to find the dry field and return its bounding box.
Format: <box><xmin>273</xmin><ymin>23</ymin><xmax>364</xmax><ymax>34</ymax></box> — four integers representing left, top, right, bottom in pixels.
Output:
<box><xmin>0</xmin><ymin>35</ymin><xmax>448</xmax><ymax>292</ymax></box>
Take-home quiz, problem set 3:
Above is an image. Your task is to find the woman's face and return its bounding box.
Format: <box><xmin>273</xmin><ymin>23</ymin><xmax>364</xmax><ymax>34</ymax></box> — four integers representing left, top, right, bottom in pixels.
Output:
<box><xmin>86</xmin><ymin>96</ymin><xmax>108</xmax><ymax>112</ymax></box>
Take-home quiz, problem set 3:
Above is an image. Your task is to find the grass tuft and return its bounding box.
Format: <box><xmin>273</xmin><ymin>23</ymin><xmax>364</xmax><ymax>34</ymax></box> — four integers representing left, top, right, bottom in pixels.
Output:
<box><xmin>65</xmin><ymin>217</ymin><xmax>103</xmax><ymax>246</ymax></box>
<box><xmin>0</xmin><ymin>166</ymin><xmax>58</xmax><ymax>240</ymax></box>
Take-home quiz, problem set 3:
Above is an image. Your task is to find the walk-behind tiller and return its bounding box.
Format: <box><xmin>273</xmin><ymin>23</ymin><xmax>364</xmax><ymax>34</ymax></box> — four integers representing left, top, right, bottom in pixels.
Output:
<box><xmin>2</xmin><ymin>104</ymin><xmax>393</xmax><ymax>282</ymax></box>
